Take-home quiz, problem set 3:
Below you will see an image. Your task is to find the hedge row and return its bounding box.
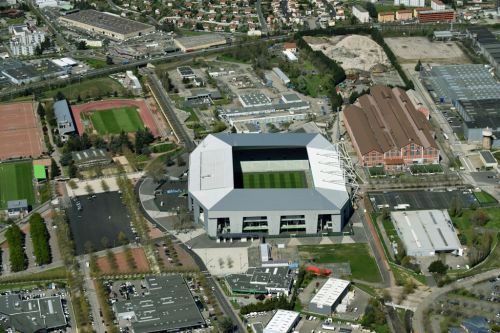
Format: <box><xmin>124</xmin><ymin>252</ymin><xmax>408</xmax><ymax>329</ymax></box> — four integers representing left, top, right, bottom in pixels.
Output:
<box><xmin>29</xmin><ymin>213</ymin><xmax>52</xmax><ymax>266</ymax></box>
<box><xmin>5</xmin><ymin>224</ymin><xmax>27</xmax><ymax>272</ymax></box>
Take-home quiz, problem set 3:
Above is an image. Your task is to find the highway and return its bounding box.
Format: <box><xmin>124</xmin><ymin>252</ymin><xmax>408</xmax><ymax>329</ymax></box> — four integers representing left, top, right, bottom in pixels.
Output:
<box><xmin>0</xmin><ymin>35</ymin><xmax>289</xmax><ymax>100</ymax></box>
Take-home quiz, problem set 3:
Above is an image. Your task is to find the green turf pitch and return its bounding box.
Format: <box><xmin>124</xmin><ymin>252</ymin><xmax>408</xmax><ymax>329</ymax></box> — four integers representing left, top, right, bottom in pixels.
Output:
<box><xmin>242</xmin><ymin>171</ymin><xmax>306</xmax><ymax>188</ymax></box>
<box><xmin>0</xmin><ymin>160</ymin><xmax>35</xmax><ymax>209</ymax></box>
<box><xmin>89</xmin><ymin>107</ymin><xmax>144</xmax><ymax>134</ymax></box>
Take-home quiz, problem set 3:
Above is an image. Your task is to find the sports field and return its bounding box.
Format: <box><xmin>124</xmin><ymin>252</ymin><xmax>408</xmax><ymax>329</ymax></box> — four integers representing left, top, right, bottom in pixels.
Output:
<box><xmin>242</xmin><ymin>171</ymin><xmax>307</xmax><ymax>189</ymax></box>
<box><xmin>0</xmin><ymin>160</ymin><xmax>35</xmax><ymax>209</ymax></box>
<box><xmin>89</xmin><ymin>107</ymin><xmax>144</xmax><ymax>134</ymax></box>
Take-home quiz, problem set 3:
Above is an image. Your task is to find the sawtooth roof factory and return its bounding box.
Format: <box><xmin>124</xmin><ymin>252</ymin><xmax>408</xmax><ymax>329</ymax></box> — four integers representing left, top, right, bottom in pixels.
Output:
<box><xmin>391</xmin><ymin>210</ymin><xmax>463</xmax><ymax>257</ymax></box>
<box><xmin>188</xmin><ymin>133</ymin><xmax>352</xmax><ymax>238</ymax></box>
<box><xmin>59</xmin><ymin>10</ymin><xmax>155</xmax><ymax>41</ymax></box>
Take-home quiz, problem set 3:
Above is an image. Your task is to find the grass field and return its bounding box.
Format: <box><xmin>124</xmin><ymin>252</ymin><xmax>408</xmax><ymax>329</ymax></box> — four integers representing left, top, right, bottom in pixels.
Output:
<box><xmin>474</xmin><ymin>191</ymin><xmax>498</xmax><ymax>204</ymax></box>
<box><xmin>42</xmin><ymin>77</ymin><xmax>126</xmax><ymax>101</ymax></box>
<box><xmin>89</xmin><ymin>107</ymin><xmax>144</xmax><ymax>134</ymax></box>
<box><xmin>452</xmin><ymin>208</ymin><xmax>500</xmax><ymax>240</ymax></box>
<box><xmin>0</xmin><ymin>160</ymin><xmax>35</xmax><ymax>209</ymax></box>
<box><xmin>242</xmin><ymin>171</ymin><xmax>307</xmax><ymax>189</ymax></box>
<box><xmin>298</xmin><ymin>243</ymin><xmax>382</xmax><ymax>283</ymax></box>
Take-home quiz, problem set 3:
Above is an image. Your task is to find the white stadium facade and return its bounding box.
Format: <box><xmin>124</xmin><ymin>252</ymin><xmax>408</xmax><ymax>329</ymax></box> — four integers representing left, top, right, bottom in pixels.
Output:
<box><xmin>188</xmin><ymin>133</ymin><xmax>352</xmax><ymax>238</ymax></box>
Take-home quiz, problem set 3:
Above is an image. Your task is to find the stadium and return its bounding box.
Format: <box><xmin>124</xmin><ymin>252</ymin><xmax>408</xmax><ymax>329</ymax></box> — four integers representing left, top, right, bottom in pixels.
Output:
<box><xmin>188</xmin><ymin>133</ymin><xmax>352</xmax><ymax>238</ymax></box>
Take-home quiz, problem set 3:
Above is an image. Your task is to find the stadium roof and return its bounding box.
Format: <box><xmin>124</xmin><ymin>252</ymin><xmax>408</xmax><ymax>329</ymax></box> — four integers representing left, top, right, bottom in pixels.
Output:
<box><xmin>188</xmin><ymin>133</ymin><xmax>349</xmax><ymax>212</ymax></box>
<box><xmin>264</xmin><ymin>310</ymin><xmax>299</xmax><ymax>333</ymax></box>
<box><xmin>114</xmin><ymin>275</ymin><xmax>205</xmax><ymax>333</ymax></box>
<box><xmin>309</xmin><ymin>278</ymin><xmax>350</xmax><ymax>309</ymax></box>
<box><xmin>391</xmin><ymin>210</ymin><xmax>463</xmax><ymax>256</ymax></box>
<box><xmin>62</xmin><ymin>10</ymin><xmax>153</xmax><ymax>35</ymax></box>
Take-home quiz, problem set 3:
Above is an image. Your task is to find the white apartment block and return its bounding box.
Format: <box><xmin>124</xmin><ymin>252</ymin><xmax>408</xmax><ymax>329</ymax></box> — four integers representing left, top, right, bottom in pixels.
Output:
<box><xmin>394</xmin><ymin>0</ymin><xmax>425</xmax><ymax>7</ymax></box>
<box><xmin>431</xmin><ymin>0</ymin><xmax>446</xmax><ymax>10</ymax></box>
<box><xmin>9</xmin><ymin>25</ymin><xmax>45</xmax><ymax>56</ymax></box>
<box><xmin>352</xmin><ymin>5</ymin><xmax>370</xmax><ymax>23</ymax></box>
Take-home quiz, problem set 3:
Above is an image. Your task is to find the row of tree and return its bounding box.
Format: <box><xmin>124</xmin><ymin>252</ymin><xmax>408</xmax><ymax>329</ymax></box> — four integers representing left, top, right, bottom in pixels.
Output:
<box><xmin>29</xmin><ymin>213</ymin><xmax>52</xmax><ymax>266</ymax></box>
<box><xmin>5</xmin><ymin>224</ymin><xmax>27</xmax><ymax>272</ymax></box>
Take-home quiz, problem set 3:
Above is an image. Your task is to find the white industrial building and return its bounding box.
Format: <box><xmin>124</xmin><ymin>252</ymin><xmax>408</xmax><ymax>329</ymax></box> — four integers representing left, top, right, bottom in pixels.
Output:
<box><xmin>263</xmin><ymin>310</ymin><xmax>300</xmax><ymax>333</ymax></box>
<box><xmin>391</xmin><ymin>210</ymin><xmax>463</xmax><ymax>257</ymax></box>
<box><xmin>9</xmin><ymin>25</ymin><xmax>45</xmax><ymax>56</ymax></box>
<box><xmin>352</xmin><ymin>5</ymin><xmax>370</xmax><ymax>23</ymax></box>
<box><xmin>188</xmin><ymin>133</ymin><xmax>352</xmax><ymax>238</ymax></box>
<box><xmin>308</xmin><ymin>278</ymin><xmax>351</xmax><ymax>315</ymax></box>
<box><xmin>394</xmin><ymin>0</ymin><xmax>425</xmax><ymax>6</ymax></box>
<box><xmin>272</xmin><ymin>67</ymin><xmax>291</xmax><ymax>85</ymax></box>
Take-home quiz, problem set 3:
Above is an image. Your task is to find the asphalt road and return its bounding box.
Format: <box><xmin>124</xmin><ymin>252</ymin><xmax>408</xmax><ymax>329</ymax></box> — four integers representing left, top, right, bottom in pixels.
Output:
<box><xmin>79</xmin><ymin>255</ymin><xmax>106</xmax><ymax>333</ymax></box>
<box><xmin>412</xmin><ymin>268</ymin><xmax>500</xmax><ymax>333</ymax></box>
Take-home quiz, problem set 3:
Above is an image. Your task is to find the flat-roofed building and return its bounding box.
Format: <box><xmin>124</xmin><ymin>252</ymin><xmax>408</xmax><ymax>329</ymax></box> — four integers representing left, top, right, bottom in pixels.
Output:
<box><xmin>174</xmin><ymin>34</ymin><xmax>226</xmax><ymax>52</ymax></box>
<box><xmin>239</xmin><ymin>92</ymin><xmax>272</xmax><ymax>108</ymax></box>
<box><xmin>0</xmin><ymin>295</ymin><xmax>67</xmax><ymax>332</ymax></box>
<box><xmin>395</xmin><ymin>0</ymin><xmax>425</xmax><ymax>7</ymax></box>
<box><xmin>263</xmin><ymin>310</ymin><xmax>300</xmax><ymax>333</ymax></box>
<box><xmin>479</xmin><ymin>150</ymin><xmax>498</xmax><ymax>168</ymax></box>
<box><xmin>6</xmin><ymin>199</ymin><xmax>29</xmax><ymax>216</ymax></box>
<box><xmin>417</xmin><ymin>9</ymin><xmax>455</xmax><ymax>22</ymax></box>
<box><xmin>378</xmin><ymin>12</ymin><xmax>395</xmax><ymax>22</ymax></box>
<box><xmin>59</xmin><ymin>10</ymin><xmax>155</xmax><ymax>41</ymax></box>
<box><xmin>343</xmin><ymin>85</ymin><xmax>439</xmax><ymax>170</ymax></box>
<box><xmin>456</xmin><ymin>99</ymin><xmax>500</xmax><ymax>147</ymax></box>
<box><xmin>352</xmin><ymin>5</ymin><xmax>370</xmax><ymax>23</ymax></box>
<box><xmin>396</xmin><ymin>9</ymin><xmax>413</xmax><ymax>20</ymax></box>
<box><xmin>113</xmin><ymin>275</ymin><xmax>206</xmax><ymax>333</ymax></box>
<box><xmin>391</xmin><ymin>210</ymin><xmax>463</xmax><ymax>257</ymax></box>
<box><xmin>9</xmin><ymin>24</ymin><xmax>45</xmax><ymax>56</ymax></box>
<box><xmin>308</xmin><ymin>278</ymin><xmax>350</xmax><ymax>315</ymax></box>
<box><xmin>72</xmin><ymin>148</ymin><xmax>112</xmax><ymax>168</ymax></box>
<box><xmin>53</xmin><ymin>99</ymin><xmax>76</xmax><ymax>141</ymax></box>
<box><xmin>225</xmin><ymin>265</ymin><xmax>294</xmax><ymax>295</ymax></box>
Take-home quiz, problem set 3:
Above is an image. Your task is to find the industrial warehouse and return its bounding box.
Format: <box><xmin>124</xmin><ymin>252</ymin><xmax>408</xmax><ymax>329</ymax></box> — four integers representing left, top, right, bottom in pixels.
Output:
<box><xmin>113</xmin><ymin>275</ymin><xmax>206</xmax><ymax>333</ymax></box>
<box><xmin>308</xmin><ymin>278</ymin><xmax>351</xmax><ymax>315</ymax></box>
<box><xmin>59</xmin><ymin>10</ymin><xmax>155</xmax><ymax>41</ymax></box>
<box><xmin>391</xmin><ymin>210</ymin><xmax>463</xmax><ymax>257</ymax></box>
<box><xmin>188</xmin><ymin>133</ymin><xmax>352</xmax><ymax>238</ymax></box>
<box><xmin>263</xmin><ymin>310</ymin><xmax>300</xmax><ymax>333</ymax></box>
<box><xmin>225</xmin><ymin>265</ymin><xmax>294</xmax><ymax>295</ymax></box>
<box><xmin>174</xmin><ymin>34</ymin><xmax>227</xmax><ymax>52</ymax></box>
<box><xmin>343</xmin><ymin>85</ymin><xmax>439</xmax><ymax>170</ymax></box>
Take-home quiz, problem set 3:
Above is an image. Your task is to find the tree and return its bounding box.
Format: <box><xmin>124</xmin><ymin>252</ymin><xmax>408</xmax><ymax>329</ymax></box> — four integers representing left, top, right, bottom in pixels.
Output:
<box><xmin>76</xmin><ymin>40</ymin><xmax>88</xmax><ymax>50</ymax></box>
<box><xmin>85</xmin><ymin>184</ymin><xmax>94</xmax><ymax>195</ymax></box>
<box><xmin>37</xmin><ymin>103</ymin><xmax>46</xmax><ymax>118</ymax></box>
<box><xmin>470</xmin><ymin>210</ymin><xmax>490</xmax><ymax>226</ymax></box>
<box><xmin>415</xmin><ymin>60</ymin><xmax>422</xmax><ymax>72</ymax></box>
<box><xmin>50</xmin><ymin>158</ymin><xmax>61</xmax><ymax>178</ymax></box>
<box><xmin>101</xmin><ymin>179</ymin><xmax>110</xmax><ymax>192</ymax></box>
<box><xmin>428</xmin><ymin>260</ymin><xmax>448</xmax><ymax>275</ymax></box>
<box><xmin>101</xmin><ymin>236</ymin><xmax>110</xmax><ymax>249</ymax></box>
<box><xmin>218</xmin><ymin>317</ymin><xmax>234</xmax><ymax>333</ymax></box>
<box><xmin>146</xmin><ymin>160</ymin><xmax>166</xmax><ymax>183</ymax></box>
<box><xmin>176</xmin><ymin>155</ymin><xmax>186</xmax><ymax>166</ymax></box>
<box><xmin>106</xmin><ymin>56</ymin><xmax>114</xmax><ymax>65</ymax></box>
<box><xmin>118</xmin><ymin>231</ymin><xmax>128</xmax><ymax>245</ymax></box>
<box><xmin>365</xmin><ymin>2</ymin><xmax>377</xmax><ymax>18</ymax></box>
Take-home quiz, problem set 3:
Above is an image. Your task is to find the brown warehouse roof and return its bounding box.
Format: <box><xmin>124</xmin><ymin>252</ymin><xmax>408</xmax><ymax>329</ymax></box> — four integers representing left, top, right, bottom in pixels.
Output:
<box><xmin>344</xmin><ymin>85</ymin><xmax>437</xmax><ymax>155</ymax></box>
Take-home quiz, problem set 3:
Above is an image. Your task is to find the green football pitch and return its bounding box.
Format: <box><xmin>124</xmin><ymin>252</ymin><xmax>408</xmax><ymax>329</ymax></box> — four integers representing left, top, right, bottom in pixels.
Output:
<box><xmin>0</xmin><ymin>160</ymin><xmax>35</xmax><ymax>209</ymax></box>
<box><xmin>242</xmin><ymin>171</ymin><xmax>307</xmax><ymax>189</ymax></box>
<box><xmin>89</xmin><ymin>107</ymin><xmax>145</xmax><ymax>134</ymax></box>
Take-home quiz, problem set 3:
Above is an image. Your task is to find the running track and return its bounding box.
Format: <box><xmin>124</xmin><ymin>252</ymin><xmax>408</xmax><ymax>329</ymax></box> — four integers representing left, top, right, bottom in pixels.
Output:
<box><xmin>71</xmin><ymin>99</ymin><xmax>160</xmax><ymax>137</ymax></box>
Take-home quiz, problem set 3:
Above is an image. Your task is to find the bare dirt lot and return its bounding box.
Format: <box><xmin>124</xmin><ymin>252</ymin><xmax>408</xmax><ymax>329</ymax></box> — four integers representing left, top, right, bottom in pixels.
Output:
<box><xmin>0</xmin><ymin>102</ymin><xmax>44</xmax><ymax>160</ymax></box>
<box><xmin>97</xmin><ymin>247</ymin><xmax>150</xmax><ymax>273</ymax></box>
<box><xmin>385</xmin><ymin>37</ymin><xmax>470</xmax><ymax>64</ymax></box>
<box><xmin>305</xmin><ymin>35</ymin><xmax>390</xmax><ymax>72</ymax></box>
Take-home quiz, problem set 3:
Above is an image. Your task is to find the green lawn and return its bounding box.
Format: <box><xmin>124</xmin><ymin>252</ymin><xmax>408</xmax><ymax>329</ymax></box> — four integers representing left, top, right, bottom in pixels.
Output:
<box><xmin>298</xmin><ymin>243</ymin><xmax>382</xmax><ymax>283</ymax></box>
<box><xmin>242</xmin><ymin>171</ymin><xmax>307</xmax><ymax>189</ymax></box>
<box><xmin>368</xmin><ymin>166</ymin><xmax>386</xmax><ymax>177</ymax></box>
<box><xmin>452</xmin><ymin>208</ymin><xmax>500</xmax><ymax>241</ymax></box>
<box><xmin>42</xmin><ymin>77</ymin><xmax>126</xmax><ymax>101</ymax></box>
<box><xmin>89</xmin><ymin>107</ymin><xmax>144</xmax><ymax>134</ymax></box>
<box><xmin>474</xmin><ymin>191</ymin><xmax>498</xmax><ymax>204</ymax></box>
<box><xmin>151</xmin><ymin>143</ymin><xmax>176</xmax><ymax>153</ymax></box>
<box><xmin>409</xmin><ymin>164</ymin><xmax>443</xmax><ymax>174</ymax></box>
<box><xmin>0</xmin><ymin>160</ymin><xmax>35</xmax><ymax>209</ymax></box>
<box><xmin>78</xmin><ymin>58</ymin><xmax>108</xmax><ymax>69</ymax></box>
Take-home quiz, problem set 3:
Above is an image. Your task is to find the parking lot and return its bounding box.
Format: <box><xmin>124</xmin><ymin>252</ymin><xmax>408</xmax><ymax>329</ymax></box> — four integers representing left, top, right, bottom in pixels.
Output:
<box><xmin>66</xmin><ymin>192</ymin><xmax>135</xmax><ymax>255</ymax></box>
<box><xmin>368</xmin><ymin>189</ymin><xmax>478</xmax><ymax>211</ymax></box>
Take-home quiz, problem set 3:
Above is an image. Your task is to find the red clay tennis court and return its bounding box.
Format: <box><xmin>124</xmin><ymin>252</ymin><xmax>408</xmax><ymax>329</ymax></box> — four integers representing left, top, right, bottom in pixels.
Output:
<box><xmin>71</xmin><ymin>99</ymin><xmax>160</xmax><ymax>137</ymax></box>
<box><xmin>0</xmin><ymin>102</ymin><xmax>44</xmax><ymax>160</ymax></box>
